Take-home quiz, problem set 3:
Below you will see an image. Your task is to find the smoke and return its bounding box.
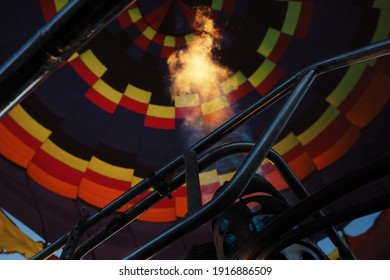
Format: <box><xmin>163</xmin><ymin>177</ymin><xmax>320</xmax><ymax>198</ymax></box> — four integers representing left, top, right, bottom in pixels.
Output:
<box><xmin>168</xmin><ymin>6</ymin><xmax>237</xmax><ymax>134</ymax></box>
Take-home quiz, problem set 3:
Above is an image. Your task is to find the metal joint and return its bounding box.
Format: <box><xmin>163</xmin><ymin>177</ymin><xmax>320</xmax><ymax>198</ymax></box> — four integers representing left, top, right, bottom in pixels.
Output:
<box><xmin>153</xmin><ymin>181</ymin><xmax>172</xmax><ymax>199</ymax></box>
<box><xmin>59</xmin><ymin>208</ymin><xmax>90</xmax><ymax>260</ymax></box>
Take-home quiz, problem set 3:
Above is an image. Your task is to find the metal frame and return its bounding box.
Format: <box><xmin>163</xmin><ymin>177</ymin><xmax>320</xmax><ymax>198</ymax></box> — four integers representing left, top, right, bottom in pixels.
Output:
<box><xmin>26</xmin><ymin>39</ymin><xmax>389</xmax><ymax>260</ymax></box>
<box><xmin>1</xmin><ymin>0</ymin><xmax>388</xmax><ymax>260</ymax></box>
<box><xmin>0</xmin><ymin>0</ymin><xmax>137</xmax><ymax>119</ymax></box>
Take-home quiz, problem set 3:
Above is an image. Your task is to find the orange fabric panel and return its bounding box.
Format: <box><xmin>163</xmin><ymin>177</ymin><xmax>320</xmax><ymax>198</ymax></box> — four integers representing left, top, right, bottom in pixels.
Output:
<box><xmin>288</xmin><ymin>151</ymin><xmax>316</xmax><ymax>180</ymax></box>
<box><xmin>83</xmin><ymin>169</ymin><xmax>132</xmax><ymax>192</ymax></box>
<box><xmin>79</xmin><ymin>178</ymin><xmax>128</xmax><ymax>212</ymax></box>
<box><xmin>346</xmin><ymin>72</ymin><xmax>389</xmax><ymax>128</ymax></box>
<box><xmin>31</xmin><ymin>149</ymin><xmax>84</xmax><ymax>185</ymax></box>
<box><xmin>313</xmin><ymin>126</ymin><xmax>360</xmax><ymax>169</ymax></box>
<box><xmin>264</xmin><ymin>169</ymin><xmax>288</xmax><ymax>190</ymax></box>
<box><xmin>263</xmin><ymin>151</ymin><xmax>315</xmax><ymax>190</ymax></box>
<box><xmin>79</xmin><ymin>178</ymin><xmax>177</xmax><ymax>221</ymax></box>
<box><xmin>0</xmin><ymin>124</ymin><xmax>36</xmax><ymax>168</ymax></box>
<box><xmin>175</xmin><ymin>196</ymin><xmax>188</xmax><ymax>218</ymax></box>
<box><xmin>137</xmin><ymin>207</ymin><xmax>177</xmax><ymax>222</ymax></box>
<box><xmin>27</xmin><ymin>162</ymin><xmax>78</xmax><ymax>199</ymax></box>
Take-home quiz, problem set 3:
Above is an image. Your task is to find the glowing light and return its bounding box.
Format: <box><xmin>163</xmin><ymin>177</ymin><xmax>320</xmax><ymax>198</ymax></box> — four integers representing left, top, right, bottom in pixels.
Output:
<box><xmin>168</xmin><ymin>6</ymin><xmax>237</xmax><ymax>131</ymax></box>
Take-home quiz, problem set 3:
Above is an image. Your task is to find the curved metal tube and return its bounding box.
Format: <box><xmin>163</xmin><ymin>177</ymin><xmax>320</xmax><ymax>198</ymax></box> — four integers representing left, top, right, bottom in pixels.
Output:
<box><xmin>260</xmin><ymin>194</ymin><xmax>390</xmax><ymax>259</ymax></box>
<box><xmin>123</xmin><ymin>70</ymin><xmax>317</xmax><ymax>260</ymax></box>
<box><xmin>237</xmin><ymin>155</ymin><xmax>390</xmax><ymax>259</ymax></box>
<box><xmin>0</xmin><ymin>0</ymin><xmax>137</xmax><ymax>119</ymax></box>
<box><xmin>32</xmin><ymin>39</ymin><xmax>390</xmax><ymax>260</ymax></box>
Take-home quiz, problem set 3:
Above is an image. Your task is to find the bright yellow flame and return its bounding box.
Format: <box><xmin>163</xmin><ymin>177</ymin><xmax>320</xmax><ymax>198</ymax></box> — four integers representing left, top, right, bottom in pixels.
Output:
<box><xmin>168</xmin><ymin>6</ymin><xmax>237</xmax><ymax>131</ymax></box>
<box><xmin>168</xmin><ymin>35</ymin><xmax>231</xmax><ymax>101</ymax></box>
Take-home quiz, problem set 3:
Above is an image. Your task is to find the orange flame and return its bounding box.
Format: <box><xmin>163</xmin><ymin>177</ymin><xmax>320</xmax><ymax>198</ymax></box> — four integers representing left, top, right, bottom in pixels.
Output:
<box><xmin>168</xmin><ymin>6</ymin><xmax>236</xmax><ymax>132</ymax></box>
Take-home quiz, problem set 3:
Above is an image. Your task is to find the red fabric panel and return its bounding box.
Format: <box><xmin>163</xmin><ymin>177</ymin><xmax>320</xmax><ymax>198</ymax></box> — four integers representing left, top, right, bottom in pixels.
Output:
<box><xmin>70</xmin><ymin>57</ymin><xmax>99</xmax><ymax>86</ymax></box>
<box><xmin>120</xmin><ymin>96</ymin><xmax>149</xmax><ymax>114</ymax></box>
<box><xmin>145</xmin><ymin>116</ymin><xmax>175</xmax><ymax>129</ymax></box>
<box><xmin>346</xmin><ymin>210</ymin><xmax>390</xmax><ymax>259</ymax></box>
<box><xmin>85</xmin><ymin>88</ymin><xmax>118</xmax><ymax>114</ymax></box>
<box><xmin>84</xmin><ymin>169</ymin><xmax>132</xmax><ymax>192</ymax></box>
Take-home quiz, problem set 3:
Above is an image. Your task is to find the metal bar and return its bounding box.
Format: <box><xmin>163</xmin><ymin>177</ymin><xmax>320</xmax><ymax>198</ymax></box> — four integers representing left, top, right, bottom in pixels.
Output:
<box><xmin>314</xmin><ymin>39</ymin><xmax>390</xmax><ymax>75</ymax></box>
<box><xmin>30</xmin><ymin>234</ymin><xmax>69</xmax><ymax>260</ymax></box>
<box><xmin>72</xmin><ymin>142</ymin><xmax>254</xmax><ymax>259</ymax></box>
<box><xmin>123</xmin><ymin>70</ymin><xmax>317</xmax><ymax>260</ymax></box>
<box><xmin>267</xmin><ymin>150</ymin><xmax>310</xmax><ymax>198</ymax></box>
<box><xmin>0</xmin><ymin>0</ymin><xmax>137</xmax><ymax>119</ymax></box>
<box><xmin>72</xmin><ymin>192</ymin><xmax>163</xmax><ymax>259</ymax></box>
<box><xmin>238</xmin><ymin>155</ymin><xmax>390</xmax><ymax>259</ymax></box>
<box><xmin>32</xmin><ymin>176</ymin><xmax>155</xmax><ymax>259</ymax></box>
<box><xmin>32</xmin><ymin>79</ymin><xmax>293</xmax><ymax>259</ymax></box>
<box><xmin>260</xmin><ymin>194</ymin><xmax>390</xmax><ymax>259</ymax></box>
<box><xmin>182</xmin><ymin>40</ymin><xmax>390</xmax><ymax>157</ymax></box>
<box><xmin>184</xmin><ymin>150</ymin><xmax>203</xmax><ymax>213</ymax></box>
<box><xmin>32</xmin><ymin>39</ymin><xmax>390</xmax><ymax>260</ymax></box>
<box><xmin>32</xmin><ymin>78</ymin><xmax>295</xmax><ymax>259</ymax></box>
<box><xmin>267</xmin><ymin>150</ymin><xmax>356</xmax><ymax>259</ymax></box>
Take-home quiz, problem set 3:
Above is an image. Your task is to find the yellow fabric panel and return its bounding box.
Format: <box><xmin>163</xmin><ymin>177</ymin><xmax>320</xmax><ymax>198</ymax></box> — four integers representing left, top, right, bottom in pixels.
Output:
<box><xmin>257</xmin><ymin>28</ymin><xmax>280</xmax><ymax>57</ymax></box>
<box><xmin>282</xmin><ymin>2</ymin><xmax>301</xmax><ymax>35</ymax></box>
<box><xmin>131</xmin><ymin>175</ymin><xmax>144</xmax><ymax>186</ymax></box>
<box><xmin>9</xmin><ymin>105</ymin><xmax>51</xmax><ymax>142</ymax></box>
<box><xmin>273</xmin><ymin>132</ymin><xmax>300</xmax><ymax>155</ymax></box>
<box><xmin>147</xmin><ymin>104</ymin><xmax>175</xmax><ymax>118</ymax></box>
<box><xmin>40</xmin><ymin>140</ymin><xmax>89</xmax><ymax>172</ymax></box>
<box><xmin>218</xmin><ymin>171</ymin><xmax>235</xmax><ymax>186</ymax></box>
<box><xmin>211</xmin><ymin>0</ymin><xmax>223</xmax><ymax>10</ymax></box>
<box><xmin>372</xmin><ymin>10</ymin><xmax>390</xmax><ymax>43</ymax></box>
<box><xmin>248</xmin><ymin>59</ymin><xmax>276</xmax><ymax>87</ymax></box>
<box><xmin>68</xmin><ymin>52</ymin><xmax>79</xmax><ymax>62</ymax></box>
<box><xmin>79</xmin><ymin>50</ymin><xmax>107</xmax><ymax>78</ymax></box>
<box><xmin>164</xmin><ymin>35</ymin><xmax>176</xmax><ymax>47</ymax></box>
<box><xmin>297</xmin><ymin>105</ymin><xmax>339</xmax><ymax>146</ymax></box>
<box><xmin>0</xmin><ymin>210</ymin><xmax>43</xmax><ymax>259</ymax></box>
<box><xmin>201</xmin><ymin>96</ymin><xmax>230</xmax><ymax>115</ymax></box>
<box><xmin>175</xmin><ymin>93</ymin><xmax>201</xmax><ymax>107</ymax></box>
<box><xmin>92</xmin><ymin>79</ymin><xmax>123</xmax><ymax>104</ymax></box>
<box><xmin>124</xmin><ymin>84</ymin><xmax>152</xmax><ymax>103</ymax></box>
<box><xmin>346</xmin><ymin>71</ymin><xmax>390</xmax><ymax>128</ymax></box>
<box><xmin>326</xmin><ymin>64</ymin><xmax>366</xmax><ymax>107</ymax></box>
<box><xmin>373</xmin><ymin>0</ymin><xmax>390</xmax><ymax>9</ymax></box>
<box><xmin>199</xmin><ymin>169</ymin><xmax>219</xmax><ymax>185</ymax></box>
<box><xmin>221</xmin><ymin>73</ymin><xmax>241</xmax><ymax>95</ymax></box>
<box><xmin>88</xmin><ymin>156</ymin><xmax>134</xmax><ymax>181</ymax></box>
<box><xmin>54</xmin><ymin>0</ymin><xmax>68</xmax><ymax>11</ymax></box>
<box><xmin>231</xmin><ymin>71</ymin><xmax>247</xmax><ymax>87</ymax></box>
<box><xmin>27</xmin><ymin>162</ymin><xmax>78</xmax><ymax>198</ymax></box>
<box><xmin>185</xmin><ymin>33</ymin><xmax>195</xmax><ymax>44</ymax></box>
<box><xmin>0</xmin><ymin>124</ymin><xmax>35</xmax><ymax>168</ymax></box>
<box><xmin>128</xmin><ymin>7</ymin><xmax>142</xmax><ymax>23</ymax></box>
<box><xmin>143</xmin><ymin>26</ymin><xmax>157</xmax><ymax>40</ymax></box>
<box><xmin>328</xmin><ymin>248</ymin><xmax>340</xmax><ymax>260</ymax></box>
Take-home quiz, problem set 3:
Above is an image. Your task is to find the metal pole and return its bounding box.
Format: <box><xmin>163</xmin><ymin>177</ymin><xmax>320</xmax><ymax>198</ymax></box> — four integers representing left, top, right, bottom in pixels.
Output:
<box><xmin>261</xmin><ymin>194</ymin><xmax>390</xmax><ymax>259</ymax></box>
<box><xmin>124</xmin><ymin>70</ymin><xmax>317</xmax><ymax>260</ymax></box>
<box><xmin>31</xmin><ymin>39</ymin><xmax>390</xmax><ymax>260</ymax></box>
<box><xmin>239</xmin><ymin>155</ymin><xmax>390</xmax><ymax>259</ymax></box>
<box><xmin>267</xmin><ymin>150</ymin><xmax>357</xmax><ymax>259</ymax></box>
<box><xmin>0</xmin><ymin>0</ymin><xmax>137</xmax><ymax>119</ymax></box>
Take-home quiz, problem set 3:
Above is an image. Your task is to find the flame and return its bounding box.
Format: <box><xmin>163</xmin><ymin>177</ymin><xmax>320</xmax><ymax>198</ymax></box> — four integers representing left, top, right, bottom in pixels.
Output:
<box><xmin>168</xmin><ymin>6</ymin><xmax>236</xmax><ymax>133</ymax></box>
